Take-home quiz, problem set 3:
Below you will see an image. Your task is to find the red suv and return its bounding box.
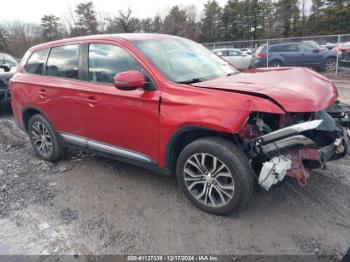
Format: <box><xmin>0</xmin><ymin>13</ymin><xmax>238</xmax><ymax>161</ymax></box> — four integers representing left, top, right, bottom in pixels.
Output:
<box><xmin>10</xmin><ymin>34</ymin><xmax>350</xmax><ymax>215</ymax></box>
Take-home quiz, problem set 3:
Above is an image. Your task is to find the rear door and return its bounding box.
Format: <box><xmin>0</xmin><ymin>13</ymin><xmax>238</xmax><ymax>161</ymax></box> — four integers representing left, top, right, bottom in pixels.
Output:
<box><xmin>23</xmin><ymin>44</ymin><xmax>87</xmax><ymax>136</ymax></box>
<box><xmin>298</xmin><ymin>43</ymin><xmax>322</xmax><ymax>66</ymax></box>
<box><xmin>227</xmin><ymin>50</ymin><xmax>249</xmax><ymax>69</ymax></box>
<box><xmin>79</xmin><ymin>41</ymin><xmax>161</xmax><ymax>163</ymax></box>
<box><xmin>279</xmin><ymin>44</ymin><xmax>300</xmax><ymax>66</ymax></box>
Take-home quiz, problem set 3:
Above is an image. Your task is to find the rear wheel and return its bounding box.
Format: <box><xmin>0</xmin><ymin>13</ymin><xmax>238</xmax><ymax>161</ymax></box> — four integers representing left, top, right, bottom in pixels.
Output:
<box><xmin>269</xmin><ymin>60</ymin><xmax>283</xmax><ymax>67</ymax></box>
<box><xmin>324</xmin><ymin>57</ymin><xmax>336</xmax><ymax>72</ymax></box>
<box><xmin>28</xmin><ymin>114</ymin><xmax>64</xmax><ymax>162</ymax></box>
<box><xmin>176</xmin><ymin>137</ymin><xmax>255</xmax><ymax>215</ymax></box>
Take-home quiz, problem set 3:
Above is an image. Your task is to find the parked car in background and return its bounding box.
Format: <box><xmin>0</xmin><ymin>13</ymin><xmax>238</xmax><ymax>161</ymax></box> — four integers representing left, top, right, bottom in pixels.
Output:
<box><xmin>9</xmin><ymin>34</ymin><xmax>350</xmax><ymax>215</ymax></box>
<box><xmin>250</xmin><ymin>42</ymin><xmax>337</xmax><ymax>72</ymax></box>
<box><xmin>321</xmin><ymin>42</ymin><xmax>337</xmax><ymax>50</ymax></box>
<box><xmin>213</xmin><ymin>48</ymin><xmax>252</xmax><ymax>69</ymax></box>
<box><xmin>0</xmin><ymin>53</ymin><xmax>18</xmax><ymax>107</ymax></box>
<box><xmin>333</xmin><ymin>42</ymin><xmax>350</xmax><ymax>69</ymax></box>
<box><xmin>302</xmin><ymin>40</ymin><xmax>326</xmax><ymax>51</ymax></box>
<box><xmin>238</xmin><ymin>48</ymin><xmax>253</xmax><ymax>55</ymax></box>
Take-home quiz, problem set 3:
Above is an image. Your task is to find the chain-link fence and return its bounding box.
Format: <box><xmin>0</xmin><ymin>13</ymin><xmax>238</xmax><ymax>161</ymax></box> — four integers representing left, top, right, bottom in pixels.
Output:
<box><xmin>202</xmin><ymin>34</ymin><xmax>350</xmax><ymax>80</ymax></box>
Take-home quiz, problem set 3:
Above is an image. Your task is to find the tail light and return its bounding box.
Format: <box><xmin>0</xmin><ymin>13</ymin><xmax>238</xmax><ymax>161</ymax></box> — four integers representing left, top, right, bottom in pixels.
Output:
<box><xmin>256</xmin><ymin>52</ymin><xmax>265</xmax><ymax>59</ymax></box>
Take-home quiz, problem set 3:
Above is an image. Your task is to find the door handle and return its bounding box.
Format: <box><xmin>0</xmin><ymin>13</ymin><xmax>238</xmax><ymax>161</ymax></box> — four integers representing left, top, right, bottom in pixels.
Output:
<box><xmin>84</xmin><ymin>95</ymin><xmax>98</xmax><ymax>106</ymax></box>
<box><xmin>38</xmin><ymin>89</ymin><xmax>48</xmax><ymax>98</ymax></box>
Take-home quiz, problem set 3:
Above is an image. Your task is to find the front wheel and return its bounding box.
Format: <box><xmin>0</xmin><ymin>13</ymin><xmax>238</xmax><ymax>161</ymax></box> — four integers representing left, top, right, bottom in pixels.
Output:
<box><xmin>176</xmin><ymin>137</ymin><xmax>255</xmax><ymax>215</ymax></box>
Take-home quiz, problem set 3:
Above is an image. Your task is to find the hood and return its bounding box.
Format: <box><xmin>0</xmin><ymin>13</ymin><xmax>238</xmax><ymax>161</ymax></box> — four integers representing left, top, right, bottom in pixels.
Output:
<box><xmin>192</xmin><ymin>67</ymin><xmax>338</xmax><ymax>112</ymax></box>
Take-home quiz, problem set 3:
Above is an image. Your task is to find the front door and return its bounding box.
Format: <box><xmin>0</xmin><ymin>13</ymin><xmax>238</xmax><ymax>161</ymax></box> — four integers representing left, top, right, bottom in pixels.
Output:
<box><xmin>80</xmin><ymin>42</ymin><xmax>161</xmax><ymax>163</ymax></box>
<box><xmin>298</xmin><ymin>43</ymin><xmax>322</xmax><ymax>66</ymax></box>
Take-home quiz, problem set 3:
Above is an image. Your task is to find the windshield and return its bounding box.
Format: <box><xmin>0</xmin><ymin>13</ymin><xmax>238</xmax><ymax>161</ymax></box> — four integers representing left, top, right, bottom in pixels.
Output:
<box><xmin>132</xmin><ymin>38</ymin><xmax>238</xmax><ymax>83</ymax></box>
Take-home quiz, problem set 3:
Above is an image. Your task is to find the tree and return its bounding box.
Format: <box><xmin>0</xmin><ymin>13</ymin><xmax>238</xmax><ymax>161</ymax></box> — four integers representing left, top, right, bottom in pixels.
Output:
<box><xmin>72</xmin><ymin>1</ymin><xmax>98</xmax><ymax>36</ymax></box>
<box><xmin>140</xmin><ymin>18</ymin><xmax>152</xmax><ymax>32</ymax></box>
<box><xmin>3</xmin><ymin>21</ymin><xmax>42</xmax><ymax>58</ymax></box>
<box><xmin>307</xmin><ymin>0</ymin><xmax>350</xmax><ymax>35</ymax></box>
<box><xmin>274</xmin><ymin>0</ymin><xmax>300</xmax><ymax>37</ymax></box>
<box><xmin>221</xmin><ymin>0</ymin><xmax>241</xmax><ymax>40</ymax></box>
<box><xmin>151</xmin><ymin>16</ymin><xmax>163</xmax><ymax>33</ymax></box>
<box><xmin>259</xmin><ymin>0</ymin><xmax>275</xmax><ymax>38</ymax></box>
<box><xmin>41</xmin><ymin>15</ymin><xmax>62</xmax><ymax>41</ymax></box>
<box><xmin>0</xmin><ymin>25</ymin><xmax>8</xmax><ymax>52</ymax></box>
<box><xmin>199</xmin><ymin>0</ymin><xmax>222</xmax><ymax>42</ymax></box>
<box><xmin>184</xmin><ymin>5</ymin><xmax>200</xmax><ymax>40</ymax></box>
<box><xmin>163</xmin><ymin>6</ymin><xmax>188</xmax><ymax>36</ymax></box>
<box><xmin>107</xmin><ymin>8</ymin><xmax>140</xmax><ymax>33</ymax></box>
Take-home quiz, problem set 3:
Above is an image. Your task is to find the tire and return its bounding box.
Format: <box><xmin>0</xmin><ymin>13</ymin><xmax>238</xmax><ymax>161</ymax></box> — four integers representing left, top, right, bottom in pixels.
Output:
<box><xmin>28</xmin><ymin>114</ymin><xmax>64</xmax><ymax>162</ymax></box>
<box><xmin>176</xmin><ymin>137</ymin><xmax>255</xmax><ymax>215</ymax></box>
<box><xmin>269</xmin><ymin>60</ymin><xmax>283</xmax><ymax>67</ymax></box>
<box><xmin>323</xmin><ymin>57</ymin><xmax>336</xmax><ymax>72</ymax></box>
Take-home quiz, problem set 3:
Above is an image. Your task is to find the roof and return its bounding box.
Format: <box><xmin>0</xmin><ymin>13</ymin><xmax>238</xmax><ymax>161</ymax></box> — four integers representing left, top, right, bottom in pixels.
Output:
<box><xmin>29</xmin><ymin>33</ymin><xmax>181</xmax><ymax>51</ymax></box>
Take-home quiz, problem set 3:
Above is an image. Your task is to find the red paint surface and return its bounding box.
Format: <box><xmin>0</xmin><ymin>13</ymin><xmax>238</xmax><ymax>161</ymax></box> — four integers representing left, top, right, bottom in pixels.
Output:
<box><xmin>10</xmin><ymin>34</ymin><xmax>339</xmax><ymax>168</ymax></box>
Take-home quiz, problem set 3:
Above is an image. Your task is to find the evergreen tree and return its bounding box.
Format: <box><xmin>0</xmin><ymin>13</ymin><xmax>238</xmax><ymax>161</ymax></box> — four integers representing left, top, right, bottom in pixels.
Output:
<box><xmin>199</xmin><ymin>0</ymin><xmax>222</xmax><ymax>42</ymax></box>
<box><xmin>274</xmin><ymin>0</ymin><xmax>300</xmax><ymax>37</ymax></box>
<box><xmin>221</xmin><ymin>0</ymin><xmax>241</xmax><ymax>40</ymax></box>
<box><xmin>259</xmin><ymin>0</ymin><xmax>275</xmax><ymax>38</ymax></box>
<box><xmin>0</xmin><ymin>25</ymin><xmax>7</xmax><ymax>52</ymax></box>
<box><xmin>151</xmin><ymin>16</ymin><xmax>163</xmax><ymax>33</ymax></box>
<box><xmin>41</xmin><ymin>15</ymin><xmax>62</xmax><ymax>41</ymax></box>
<box><xmin>72</xmin><ymin>1</ymin><xmax>98</xmax><ymax>36</ymax></box>
<box><xmin>163</xmin><ymin>6</ymin><xmax>188</xmax><ymax>36</ymax></box>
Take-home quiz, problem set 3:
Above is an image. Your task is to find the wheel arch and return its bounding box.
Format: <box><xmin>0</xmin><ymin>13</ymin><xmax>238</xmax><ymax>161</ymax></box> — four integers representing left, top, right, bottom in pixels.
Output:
<box><xmin>269</xmin><ymin>58</ymin><xmax>284</xmax><ymax>66</ymax></box>
<box><xmin>165</xmin><ymin>126</ymin><xmax>239</xmax><ymax>173</ymax></box>
<box><xmin>22</xmin><ymin>106</ymin><xmax>50</xmax><ymax>132</ymax></box>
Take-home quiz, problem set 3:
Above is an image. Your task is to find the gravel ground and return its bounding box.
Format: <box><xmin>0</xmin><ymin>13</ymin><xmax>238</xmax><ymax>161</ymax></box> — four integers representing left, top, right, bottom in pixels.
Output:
<box><xmin>0</xmin><ymin>82</ymin><xmax>349</xmax><ymax>257</ymax></box>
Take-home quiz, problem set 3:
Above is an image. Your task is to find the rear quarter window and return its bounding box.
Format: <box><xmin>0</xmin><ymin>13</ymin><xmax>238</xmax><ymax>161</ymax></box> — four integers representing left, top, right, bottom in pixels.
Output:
<box><xmin>25</xmin><ymin>49</ymin><xmax>49</xmax><ymax>75</ymax></box>
<box><xmin>46</xmin><ymin>45</ymin><xmax>79</xmax><ymax>79</ymax></box>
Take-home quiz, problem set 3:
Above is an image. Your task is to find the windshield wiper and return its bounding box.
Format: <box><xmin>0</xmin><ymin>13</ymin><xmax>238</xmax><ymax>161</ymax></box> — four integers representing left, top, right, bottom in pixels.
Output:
<box><xmin>178</xmin><ymin>78</ymin><xmax>205</xmax><ymax>84</ymax></box>
<box><xmin>227</xmin><ymin>72</ymin><xmax>238</xmax><ymax>76</ymax></box>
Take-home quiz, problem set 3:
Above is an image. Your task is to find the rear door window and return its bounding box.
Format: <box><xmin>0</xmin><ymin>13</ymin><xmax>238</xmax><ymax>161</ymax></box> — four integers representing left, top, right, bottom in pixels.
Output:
<box><xmin>25</xmin><ymin>49</ymin><xmax>49</xmax><ymax>75</ymax></box>
<box><xmin>46</xmin><ymin>45</ymin><xmax>79</xmax><ymax>79</ymax></box>
<box><xmin>279</xmin><ymin>44</ymin><xmax>299</xmax><ymax>52</ymax></box>
<box><xmin>300</xmin><ymin>43</ymin><xmax>315</xmax><ymax>52</ymax></box>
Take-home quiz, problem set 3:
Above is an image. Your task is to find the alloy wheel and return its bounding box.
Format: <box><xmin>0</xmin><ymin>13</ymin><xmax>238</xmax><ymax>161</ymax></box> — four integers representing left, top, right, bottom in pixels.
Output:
<box><xmin>326</xmin><ymin>58</ymin><xmax>336</xmax><ymax>72</ymax></box>
<box><xmin>270</xmin><ymin>62</ymin><xmax>281</xmax><ymax>67</ymax></box>
<box><xmin>31</xmin><ymin>121</ymin><xmax>53</xmax><ymax>157</ymax></box>
<box><xmin>183</xmin><ymin>153</ymin><xmax>235</xmax><ymax>208</ymax></box>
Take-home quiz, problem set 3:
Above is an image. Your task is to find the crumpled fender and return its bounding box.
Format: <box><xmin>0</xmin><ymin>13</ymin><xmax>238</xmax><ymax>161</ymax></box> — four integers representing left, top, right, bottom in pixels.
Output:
<box><xmin>159</xmin><ymin>87</ymin><xmax>286</xmax><ymax>167</ymax></box>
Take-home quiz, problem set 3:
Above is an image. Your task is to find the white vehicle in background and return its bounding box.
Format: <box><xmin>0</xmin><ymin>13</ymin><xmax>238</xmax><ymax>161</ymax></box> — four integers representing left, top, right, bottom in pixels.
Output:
<box><xmin>321</xmin><ymin>42</ymin><xmax>337</xmax><ymax>50</ymax></box>
<box><xmin>213</xmin><ymin>48</ymin><xmax>252</xmax><ymax>69</ymax></box>
<box><xmin>239</xmin><ymin>48</ymin><xmax>253</xmax><ymax>55</ymax></box>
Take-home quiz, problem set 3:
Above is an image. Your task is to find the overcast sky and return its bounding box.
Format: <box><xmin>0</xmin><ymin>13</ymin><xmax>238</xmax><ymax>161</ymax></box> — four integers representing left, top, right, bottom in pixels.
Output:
<box><xmin>1</xmin><ymin>0</ymin><xmax>230</xmax><ymax>23</ymax></box>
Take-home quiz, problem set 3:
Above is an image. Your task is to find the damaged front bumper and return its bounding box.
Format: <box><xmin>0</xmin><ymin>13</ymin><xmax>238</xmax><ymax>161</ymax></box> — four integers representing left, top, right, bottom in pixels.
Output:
<box><xmin>247</xmin><ymin>104</ymin><xmax>350</xmax><ymax>190</ymax></box>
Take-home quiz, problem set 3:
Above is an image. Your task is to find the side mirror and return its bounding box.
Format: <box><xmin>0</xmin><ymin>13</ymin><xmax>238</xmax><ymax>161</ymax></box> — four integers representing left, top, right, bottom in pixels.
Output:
<box><xmin>313</xmin><ymin>49</ymin><xmax>320</xmax><ymax>53</ymax></box>
<box><xmin>113</xmin><ymin>70</ymin><xmax>145</xmax><ymax>90</ymax></box>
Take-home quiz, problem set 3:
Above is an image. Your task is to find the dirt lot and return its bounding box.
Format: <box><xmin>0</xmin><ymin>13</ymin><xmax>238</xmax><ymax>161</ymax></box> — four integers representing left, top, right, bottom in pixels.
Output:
<box><xmin>0</xmin><ymin>82</ymin><xmax>350</xmax><ymax>257</ymax></box>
